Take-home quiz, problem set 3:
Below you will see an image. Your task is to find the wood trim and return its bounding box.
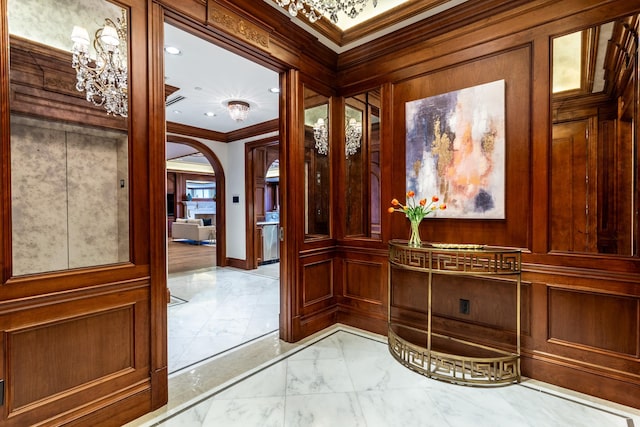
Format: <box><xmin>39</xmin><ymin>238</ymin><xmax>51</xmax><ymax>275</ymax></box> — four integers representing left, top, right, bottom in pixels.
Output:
<box><xmin>338</xmin><ymin>0</ymin><xmax>533</xmax><ymax>71</ymax></box>
<box><xmin>166</xmin><ymin>121</ymin><xmax>227</xmax><ymax>142</ymax></box>
<box><xmin>148</xmin><ymin>2</ymin><xmax>169</xmax><ymax>411</ymax></box>
<box><xmin>1</xmin><ymin>0</ymin><xmax>11</xmax><ymax>284</ymax></box>
<box><xmin>227</xmin><ymin>118</ymin><xmax>279</xmax><ymax>141</ymax></box>
<box><xmin>297</xmin><ymin>0</ymin><xmax>452</xmax><ymax>47</ymax></box>
<box><xmin>166</xmin><ymin>119</ymin><xmax>278</xmax><ymax>143</ymax></box>
<box><xmin>245</xmin><ymin>135</ymin><xmax>280</xmax><ymax>270</ymax></box>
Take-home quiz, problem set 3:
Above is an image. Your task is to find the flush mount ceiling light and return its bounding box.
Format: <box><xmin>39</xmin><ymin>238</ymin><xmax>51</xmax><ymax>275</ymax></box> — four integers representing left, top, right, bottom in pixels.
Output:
<box><xmin>227</xmin><ymin>100</ymin><xmax>250</xmax><ymax>122</ymax></box>
<box><xmin>273</xmin><ymin>0</ymin><xmax>378</xmax><ymax>24</ymax></box>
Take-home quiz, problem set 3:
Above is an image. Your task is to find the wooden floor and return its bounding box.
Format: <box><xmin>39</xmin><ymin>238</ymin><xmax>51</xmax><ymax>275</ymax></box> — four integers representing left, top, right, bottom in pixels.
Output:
<box><xmin>167</xmin><ymin>239</ymin><xmax>216</xmax><ymax>274</ymax></box>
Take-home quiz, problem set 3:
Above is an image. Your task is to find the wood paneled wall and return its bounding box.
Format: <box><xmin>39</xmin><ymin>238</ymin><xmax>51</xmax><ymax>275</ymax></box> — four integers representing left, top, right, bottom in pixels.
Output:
<box><xmin>329</xmin><ymin>0</ymin><xmax>640</xmax><ymax>410</ymax></box>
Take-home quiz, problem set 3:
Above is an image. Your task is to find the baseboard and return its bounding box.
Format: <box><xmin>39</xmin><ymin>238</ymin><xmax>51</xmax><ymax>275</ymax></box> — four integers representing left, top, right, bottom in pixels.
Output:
<box><xmin>522</xmin><ymin>353</ymin><xmax>640</xmax><ymax>410</ymax></box>
<box><xmin>226</xmin><ymin>257</ymin><xmax>249</xmax><ymax>269</ymax></box>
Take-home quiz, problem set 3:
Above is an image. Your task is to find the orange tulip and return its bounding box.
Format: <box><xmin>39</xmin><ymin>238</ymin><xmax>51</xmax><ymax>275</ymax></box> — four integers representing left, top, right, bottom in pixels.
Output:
<box><xmin>391</xmin><ymin>198</ymin><xmax>399</xmax><ymax>206</ymax></box>
<box><xmin>407</xmin><ymin>190</ymin><xmax>415</xmax><ymax>198</ymax></box>
<box><xmin>440</xmin><ymin>204</ymin><xmax>447</xmax><ymax>210</ymax></box>
<box><xmin>388</xmin><ymin>207</ymin><xmax>395</xmax><ymax>213</ymax></box>
<box><xmin>432</xmin><ymin>196</ymin><xmax>439</xmax><ymax>202</ymax></box>
<box><xmin>419</xmin><ymin>198</ymin><xmax>427</xmax><ymax>206</ymax></box>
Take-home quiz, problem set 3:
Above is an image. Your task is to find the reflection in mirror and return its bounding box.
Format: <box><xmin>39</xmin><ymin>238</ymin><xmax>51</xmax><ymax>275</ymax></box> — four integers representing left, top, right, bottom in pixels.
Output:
<box><xmin>304</xmin><ymin>87</ymin><xmax>330</xmax><ymax>239</ymax></box>
<box><xmin>551</xmin><ymin>15</ymin><xmax>639</xmax><ymax>255</ymax></box>
<box><xmin>344</xmin><ymin>90</ymin><xmax>381</xmax><ymax>239</ymax></box>
<box><xmin>8</xmin><ymin>0</ymin><xmax>130</xmax><ymax>275</ymax></box>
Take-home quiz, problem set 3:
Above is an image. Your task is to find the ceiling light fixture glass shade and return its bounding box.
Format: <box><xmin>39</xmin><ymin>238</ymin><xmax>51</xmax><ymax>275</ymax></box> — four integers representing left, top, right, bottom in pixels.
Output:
<box><xmin>273</xmin><ymin>0</ymin><xmax>378</xmax><ymax>24</ymax></box>
<box><xmin>345</xmin><ymin>118</ymin><xmax>362</xmax><ymax>158</ymax></box>
<box><xmin>313</xmin><ymin>118</ymin><xmax>329</xmax><ymax>155</ymax></box>
<box><xmin>71</xmin><ymin>10</ymin><xmax>128</xmax><ymax>117</ymax></box>
<box><xmin>227</xmin><ymin>100</ymin><xmax>251</xmax><ymax>122</ymax></box>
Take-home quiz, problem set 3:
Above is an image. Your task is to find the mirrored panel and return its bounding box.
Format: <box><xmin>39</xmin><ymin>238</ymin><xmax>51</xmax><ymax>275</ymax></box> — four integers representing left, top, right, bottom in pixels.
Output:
<box><xmin>304</xmin><ymin>87</ymin><xmax>330</xmax><ymax>239</ymax></box>
<box><xmin>8</xmin><ymin>0</ymin><xmax>130</xmax><ymax>275</ymax></box>
<box><xmin>344</xmin><ymin>89</ymin><xmax>381</xmax><ymax>239</ymax></box>
<box><xmin>551</xmin><ymin>15</ymin><xmax>639</xmax><ymax>255</ymax></box>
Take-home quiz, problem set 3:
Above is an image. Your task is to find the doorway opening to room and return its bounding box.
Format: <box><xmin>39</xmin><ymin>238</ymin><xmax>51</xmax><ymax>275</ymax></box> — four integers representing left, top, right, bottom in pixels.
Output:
<box><xmin>163</xmin><ymin>21</ymin><xmax>282</xmax><ymax>374</ymax></box>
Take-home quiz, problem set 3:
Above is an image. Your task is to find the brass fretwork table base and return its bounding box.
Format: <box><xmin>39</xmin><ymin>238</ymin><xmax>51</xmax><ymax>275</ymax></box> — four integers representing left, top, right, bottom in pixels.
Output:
<box><xmin>387</xmin><ymin>241</ymin><xmax>522</xmax><ymax>387</ymax></box>
<box><xmin>388</xmin><ymin>328</ymin><xmax>520</xmax><ymax>385</ymax></box>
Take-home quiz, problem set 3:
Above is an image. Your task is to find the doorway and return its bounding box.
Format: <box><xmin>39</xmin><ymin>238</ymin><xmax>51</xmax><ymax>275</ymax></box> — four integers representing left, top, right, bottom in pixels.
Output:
<box><xmin>162</xmin><ymin>22</ymin><xmax>282</xmax><ymax>373</ymax></box>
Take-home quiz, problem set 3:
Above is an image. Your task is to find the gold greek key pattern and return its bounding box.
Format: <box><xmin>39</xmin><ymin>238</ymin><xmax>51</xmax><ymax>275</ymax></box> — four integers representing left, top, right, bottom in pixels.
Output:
<box><xmin>388</xmin><ymin>328</ymin><xmax>520</xmax><ymax>386</ymax></box>
<box><xmin>389</xmin><ymin>242</ymin><xmax>520</xmax><ymax>275</ymax></box>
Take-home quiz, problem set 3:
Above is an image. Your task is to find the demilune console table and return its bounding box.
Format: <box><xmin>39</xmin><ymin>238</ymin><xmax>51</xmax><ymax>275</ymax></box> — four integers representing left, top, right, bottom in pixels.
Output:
<box><xmin>387</xmin><ymin>240</ymin><xmax>521</xmax><ymax>386</ymax></box>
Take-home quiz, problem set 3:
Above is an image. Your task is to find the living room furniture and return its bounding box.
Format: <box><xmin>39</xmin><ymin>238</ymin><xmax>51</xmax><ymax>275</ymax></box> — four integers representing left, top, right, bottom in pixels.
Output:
<box><xmin>387</xmin><ymin>240</ymin><xmax>521</xmax><ymax>386</ymax></box>
<box><xmin>171</xmin><ymin>218</ymin><xmax>216</xmax><ymax>244</ymax></box>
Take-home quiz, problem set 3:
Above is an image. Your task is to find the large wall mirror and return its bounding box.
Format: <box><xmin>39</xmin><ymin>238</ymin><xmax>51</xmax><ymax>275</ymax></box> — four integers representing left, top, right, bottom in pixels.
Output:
<box><xmin>551</xmin><ymin>14</ymin><xmax>639</xmax><ymax>256</ymax></box>
<box><xmin>7</xmin><ymin>0</ymin><xmax>130</xmax><ymax>275</ymax></box>
<box><xmin>304</xmin><ymin>86</ymin><xmax>331</xmax><ymax>240</ymax></box>
<box><xmin>344</xmin><ymin>89</ymin><xmax>381</xmax><ymax>239</ymax></box>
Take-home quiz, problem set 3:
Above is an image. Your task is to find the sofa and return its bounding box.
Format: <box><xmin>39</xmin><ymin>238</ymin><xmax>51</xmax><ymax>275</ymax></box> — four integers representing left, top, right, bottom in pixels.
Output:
<box><xmin>171</xmin><ymin>218</ymin><xmax>216</xmax><ymax>244</ymax></box>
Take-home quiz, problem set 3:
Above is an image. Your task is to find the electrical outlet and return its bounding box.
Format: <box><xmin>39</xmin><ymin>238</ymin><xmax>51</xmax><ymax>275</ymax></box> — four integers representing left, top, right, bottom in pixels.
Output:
<box><xmin>459</xmin><ymin>299</ymin><xmax>470</xmax><ymax>314</ymax></box>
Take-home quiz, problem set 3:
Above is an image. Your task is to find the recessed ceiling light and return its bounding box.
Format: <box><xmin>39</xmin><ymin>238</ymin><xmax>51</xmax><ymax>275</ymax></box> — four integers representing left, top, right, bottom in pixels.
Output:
<box><xmin>269</xmin><ymin>87</ymin><xmax>281</xmax><ymax>93</ymax></box>
<box><xmin>204</xmin><ymin>112</ymin><xmax>215</xmax><ymax>117</ymax></box>
<box><xmin>173</xmin><ymin>110</ymin><xmax>182</xmax><ymax>114</ymax></box>
<box><xmin>164</xmin><ymin>46</ymin><xmax>181</xmax><ymax>55</ymax></box>
<box><xmin>194</xmin><ymin>87</ymin><xmax>203</xmax><ymax>91</ymax></box>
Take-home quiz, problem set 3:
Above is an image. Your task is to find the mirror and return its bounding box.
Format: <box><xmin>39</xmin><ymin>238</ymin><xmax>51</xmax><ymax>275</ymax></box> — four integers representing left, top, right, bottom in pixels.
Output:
<box><xmin>304</xmin><ymin>87</ymin><xmax>331</xmax><ymax>239</ymax></box>
<box><xmin>8</xmin><ymin>0</ymin><xmax>130</xmax><ymax>275</ymax></box>
<box><xmin>551</xmin><ymin>14</ymin><xmax>639</xmax><ymax>255</ymax></box>
<box><xmin>344</xmin><ymin>89</ymin><xmax>381</xmax><ymax>239</ymax></box>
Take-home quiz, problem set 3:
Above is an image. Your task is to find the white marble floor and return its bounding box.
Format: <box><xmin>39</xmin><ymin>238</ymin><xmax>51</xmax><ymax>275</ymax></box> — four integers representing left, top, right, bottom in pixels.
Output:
<box><xmin>168</xmin><ymin>263</ymin><xmax>280</xmax><ymax>373</ymax></box>
<box><xmin>136</xmin><ymin>327</ymin><xmax>640</xmax><ymax>427</ymax></box>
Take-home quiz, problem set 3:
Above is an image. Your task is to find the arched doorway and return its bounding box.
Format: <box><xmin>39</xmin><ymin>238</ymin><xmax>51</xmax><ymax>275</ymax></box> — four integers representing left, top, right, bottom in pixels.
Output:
<box><xmin>166</xmin><ymin>135</ymin><xmax>226</xmax><ymax>267</ymax></box>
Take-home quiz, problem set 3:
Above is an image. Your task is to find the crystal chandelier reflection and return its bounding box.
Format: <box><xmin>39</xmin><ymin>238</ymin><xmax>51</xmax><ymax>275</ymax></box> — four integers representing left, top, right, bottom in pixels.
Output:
<box><xmin>274</xmin><ymin>0</ymin><xmax>378</xmax><ymax>25</ymax></box>
<box><xmin>71</xmin><ymin>10</ymin><xmax>128</xmax><ymax>117</ymax></box>
<box><xmin>345</xmin><ymin>118</ymin><xmax>362</xmax><ymax>158</ymax></box>
<box><xmin>313</xmin><ymin>118</ymin><xmax>328</xmax><ymax>155</ymax></box>
<box><xmin>227</xmin><ymin>100</ymin><xmax>251</xmax><ymax>122</ymax></box>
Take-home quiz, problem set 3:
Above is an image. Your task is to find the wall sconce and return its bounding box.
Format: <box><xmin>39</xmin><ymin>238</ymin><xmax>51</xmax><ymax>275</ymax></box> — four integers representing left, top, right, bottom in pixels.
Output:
<box><xmin>71</xmin><ymin>10</ymin><xmax>128</xmax><ymax>117</ymax></box>
<box><xmin>345</xmin><ymin>118</ymin><xmax>362</xmax><ymax>158</ymax></box>
<box><xmin>313</xmin><ymin>118</ymin><xmax>328</xmax><ymax>155</ymax></box>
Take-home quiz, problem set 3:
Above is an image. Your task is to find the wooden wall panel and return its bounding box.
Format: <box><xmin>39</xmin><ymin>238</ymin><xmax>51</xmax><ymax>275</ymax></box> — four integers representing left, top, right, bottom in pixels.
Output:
<box><xmin>9</xmin><ymin>307</ymin><xmax>133</xmax><ymax>409</ymax></box>
<box><xmin>0</xmin><ymin>283</ymin><xmax>149</xmax><ymax>426</ymax></box>
<box><xmin>344</xmin><ymin>259</ymin><xmax>383</xmax><ymax>302</ymax></box>
<box><xmin>391</xmin><ymin>47</ymin><xmax>531</xmax><ymax>249</ymax></box>
<box><xmin>548</xmin><ymin>288</ymin><xmax>638</xmax><ymax>356</ymax></box>
<box><xmin>302</xmin><ymin>259</ymin><xmax>333</xmax><ymax>306</ymax></box>
<box><xmin>389</xmin><ymin>265</ymin><xmax>530</xmax><ymax>350</ymax></box>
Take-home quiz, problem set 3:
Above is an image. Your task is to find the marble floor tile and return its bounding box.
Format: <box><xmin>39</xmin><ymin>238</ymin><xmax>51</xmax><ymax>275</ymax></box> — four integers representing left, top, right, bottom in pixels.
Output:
<box><xmin>130</xmin><ymin>263</ymin><xmax>640</xmax><ymax>427</ymax></box>
<box><xmin>168</xmin><ymin>265</ymin><xmax>280</xmax><ymax>373</ymax></box>
<box><xmin>134</xmin><ymin>327</ymin><xmax>640</xmax><ymax>427</ymax></box>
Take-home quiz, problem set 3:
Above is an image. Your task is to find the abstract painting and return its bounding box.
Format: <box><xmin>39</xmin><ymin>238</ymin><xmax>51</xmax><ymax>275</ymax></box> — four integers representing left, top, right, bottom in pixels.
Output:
<box><xmin>405</xmin><ymin>79</ymin><xmax>506</xmax><ymax>219</ymax></box>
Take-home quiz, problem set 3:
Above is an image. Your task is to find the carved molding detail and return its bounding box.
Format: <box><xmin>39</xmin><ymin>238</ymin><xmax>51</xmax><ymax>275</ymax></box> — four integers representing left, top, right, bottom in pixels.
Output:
<box><xmin>207</xmin><ymin>2</ymin><xmax>269</xmax><ymax>51</ymax></box>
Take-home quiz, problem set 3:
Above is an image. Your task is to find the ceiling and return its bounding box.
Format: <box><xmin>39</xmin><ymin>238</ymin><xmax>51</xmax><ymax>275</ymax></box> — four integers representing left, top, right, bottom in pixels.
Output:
<box><xmin>165</xmin><ymin>0</ymin><xmax>469</xmax><ymax>164</ymax></box>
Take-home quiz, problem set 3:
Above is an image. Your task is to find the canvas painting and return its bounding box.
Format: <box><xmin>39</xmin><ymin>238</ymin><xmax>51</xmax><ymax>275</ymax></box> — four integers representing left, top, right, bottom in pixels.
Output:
<box><xmin>405</xmin><ymin>79</ymin><xmax>506</xmax><ymax>219</ymax></box>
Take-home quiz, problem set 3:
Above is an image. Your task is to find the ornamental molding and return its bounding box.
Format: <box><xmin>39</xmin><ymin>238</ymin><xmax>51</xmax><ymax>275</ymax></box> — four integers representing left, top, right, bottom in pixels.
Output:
<box><xmin>207</xmin><ymin>2</ymin><xmax>270</xmax><ymax>51</ymax></box>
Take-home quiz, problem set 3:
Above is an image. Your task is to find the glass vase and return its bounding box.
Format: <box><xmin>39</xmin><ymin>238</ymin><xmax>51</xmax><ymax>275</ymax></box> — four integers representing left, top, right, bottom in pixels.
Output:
<box><xmin>408</xmin><ymin>218</ymin><xmax>422</xmax><ymax>247</ymax></box>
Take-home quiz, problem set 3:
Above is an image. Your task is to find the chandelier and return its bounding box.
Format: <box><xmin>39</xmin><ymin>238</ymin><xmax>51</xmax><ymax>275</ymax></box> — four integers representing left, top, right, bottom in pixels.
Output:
<box><xmin>313</xmin><ymin>118</ymin><xmax>328</xmax><ymax>155</ymax></box>
<box><xmin>71</xmin><ymin>10</ymin><xmax>128</xmax><ymax>117</ymax></box>
<box><xmin>274</xmin><ymin>0</ymin><xmax>378</xmax><ymax>25</ymax></box>
<box><xmin>345</xmin><ymin>118</ymin><xmax>362</xmax><ymax>157</ymax></box>
<box><xmin>227</xmin><ymin>100</ymin><xmax>251</xmax><ymax>122</ymax></box>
